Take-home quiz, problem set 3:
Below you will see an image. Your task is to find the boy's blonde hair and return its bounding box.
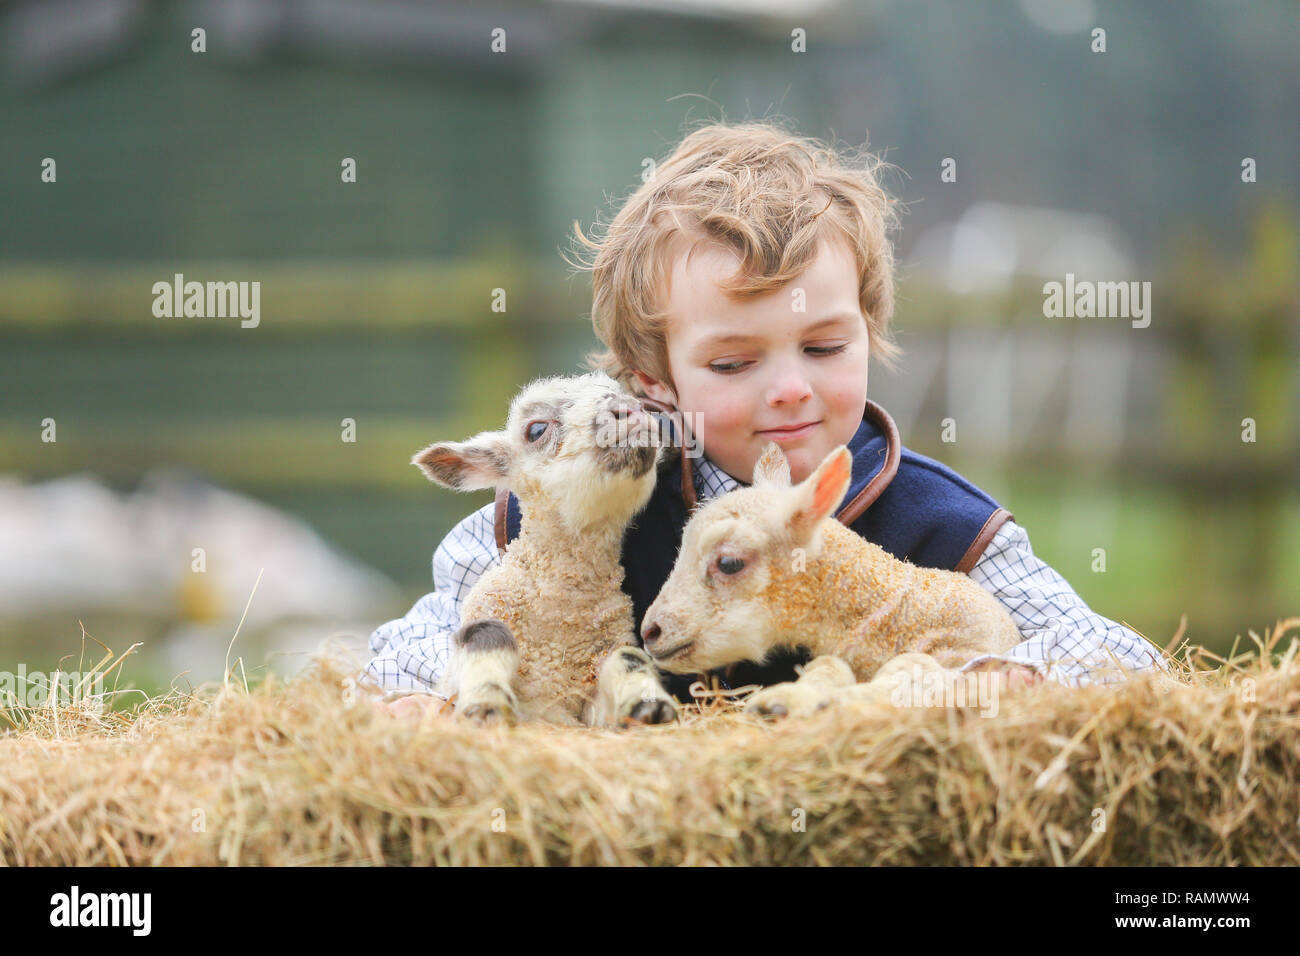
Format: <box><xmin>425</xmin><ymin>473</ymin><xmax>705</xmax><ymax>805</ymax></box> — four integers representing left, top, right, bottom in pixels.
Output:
<box><xmin>571</xmin><ymin>121</ymin><xmax>903</xmax><ymax>401</ymax></box>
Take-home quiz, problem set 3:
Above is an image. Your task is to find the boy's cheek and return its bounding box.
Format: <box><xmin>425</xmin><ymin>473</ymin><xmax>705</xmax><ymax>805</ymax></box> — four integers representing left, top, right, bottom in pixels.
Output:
<box><xmin>681</xmin><ymin>400</ymin><xmax>746</xmax><ymax>445</ymax></box>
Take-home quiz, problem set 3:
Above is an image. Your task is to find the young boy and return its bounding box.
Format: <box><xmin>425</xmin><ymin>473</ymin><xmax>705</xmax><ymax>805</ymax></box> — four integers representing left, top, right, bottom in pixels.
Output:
<box><xmin>363</xmin><ymin>123</ymin><xmax>1167</xmax><ymax>714</ymax></box>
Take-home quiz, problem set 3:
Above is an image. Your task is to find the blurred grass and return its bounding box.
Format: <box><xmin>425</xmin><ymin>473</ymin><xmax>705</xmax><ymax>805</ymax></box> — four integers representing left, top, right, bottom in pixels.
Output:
<box><xmin>0</xmin><ymin>417</ymin><xmax>476</xmax><ymax>490</ymax></box>
<box><xmin>5</xmin><ymin>474</ymin><xmax>1295</xmax><ymax>703</ymax></box>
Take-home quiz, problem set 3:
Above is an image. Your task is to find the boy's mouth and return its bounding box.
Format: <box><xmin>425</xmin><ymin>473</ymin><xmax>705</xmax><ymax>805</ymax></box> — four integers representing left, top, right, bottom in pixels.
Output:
<box><xmin>755</xmin><ymin>420</ymin><xmax>821</xmax><ymax>441</ymax></box>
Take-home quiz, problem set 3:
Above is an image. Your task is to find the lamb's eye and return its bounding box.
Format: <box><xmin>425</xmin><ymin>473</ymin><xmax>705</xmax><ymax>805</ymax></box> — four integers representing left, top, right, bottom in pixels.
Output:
<box><xmin>717</xmin><ymin>556</ymin><xmax>745</xmax><ymax>575</ymax></box>
<box><xmin>525</xmin><ymin>420</ymin><xmax>550</xmax><ymax>442</ymax></box>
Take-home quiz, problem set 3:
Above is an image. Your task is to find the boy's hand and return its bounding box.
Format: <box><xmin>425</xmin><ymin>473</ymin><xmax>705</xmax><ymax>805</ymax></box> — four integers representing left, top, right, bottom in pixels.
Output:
<box><xmin>378</xmin><ymin>695</ymin><xmax>444</xmax><ymax>720</ymax></box>
<box><xmin>969</xmin><ymin>661</ymin><xmax>1046</xmax><ymax>694</ymax></box>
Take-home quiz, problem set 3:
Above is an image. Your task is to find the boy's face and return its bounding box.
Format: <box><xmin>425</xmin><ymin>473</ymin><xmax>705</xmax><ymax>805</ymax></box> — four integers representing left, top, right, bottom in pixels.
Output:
<box><xmin>634</xmin><ymin>235</ymin><xmax>870</xmax><ymax>486</ymax></box>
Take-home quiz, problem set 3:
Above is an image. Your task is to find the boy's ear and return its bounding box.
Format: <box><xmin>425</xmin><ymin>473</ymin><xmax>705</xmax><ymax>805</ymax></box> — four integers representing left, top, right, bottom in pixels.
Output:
<box><xmin>631</xmin><ymin>370</ymin><xmax>677</xmax><ymax>409</ymax></box>
<box><xmin>784</xmin><ymin>446</ymin><xmax>852</xmax><ymax>545</ymax></box>
<box><xmin>412</xmin><ymin>431</ymin><xmax>512</xmax><ymax>491</ymax></box>
<box><xmin>752</xmin><ymin>442</ymin><xmax>791</xmax><ymax>487</ymax></box>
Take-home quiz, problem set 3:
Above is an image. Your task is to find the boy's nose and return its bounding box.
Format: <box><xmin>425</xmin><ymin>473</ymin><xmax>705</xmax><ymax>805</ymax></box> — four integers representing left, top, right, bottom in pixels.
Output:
<box><xmin>765</xmin><ymin>369</ymin><xmax>814</xmax><ymax>406</ymax></box>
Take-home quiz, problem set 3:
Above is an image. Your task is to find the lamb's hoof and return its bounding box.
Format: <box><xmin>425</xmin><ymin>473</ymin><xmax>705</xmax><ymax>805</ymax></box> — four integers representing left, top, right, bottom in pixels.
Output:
<box><xmin>745</xmin><ymin>682</ymin><xmax>827</xmax><ymax>719</ymax></box>
<box><xmin>457</xmin><ymin>684</ymin><xmax>517</xmax><ymax>726</ymax></box>
<box><xmin>627</xmin><ymin>697</ymin><xmax>677</xmax><ymax>725</ymax></box>
<box><xmin>460</xmin><ymin>703</ymin><xmax>514</xmax><ymax>726</ymax></box>
<box><xmin>748</xmin><ymin>700</ymin><xmax>788</xmax><ymax>719</ymax></box>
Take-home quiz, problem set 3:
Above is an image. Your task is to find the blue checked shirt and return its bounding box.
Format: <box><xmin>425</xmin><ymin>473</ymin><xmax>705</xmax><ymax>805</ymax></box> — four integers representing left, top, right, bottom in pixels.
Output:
<box><xmin>363</xmin><ymin>455</ymin><xmax>1168</xmax><ymax>698</ymax></box>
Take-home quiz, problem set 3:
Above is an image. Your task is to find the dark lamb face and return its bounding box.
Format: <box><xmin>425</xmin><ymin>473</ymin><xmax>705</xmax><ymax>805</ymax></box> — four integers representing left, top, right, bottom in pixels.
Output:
<box><xmin>590</xmin><ymin>394</ymin><xmax>659</xmax><ymax>478</ymax></box>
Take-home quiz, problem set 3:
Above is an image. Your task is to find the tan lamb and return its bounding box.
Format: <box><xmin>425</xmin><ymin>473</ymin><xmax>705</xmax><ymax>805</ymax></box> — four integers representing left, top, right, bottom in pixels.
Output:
<box><xmin>412</xmin><ymin>371</ymin><xmax>677</xmax><ymax>727</ymax></box>
<box><xmin>640</xmin><ymin>441</ymin><xmax>1024</xmax><ymax>716</ymax></box>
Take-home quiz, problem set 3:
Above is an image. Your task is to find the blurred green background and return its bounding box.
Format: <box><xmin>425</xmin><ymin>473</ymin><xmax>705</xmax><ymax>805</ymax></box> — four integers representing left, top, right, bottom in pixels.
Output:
<box><xmin>1</xmin><ymin>0</ymin><xmax>1296</xmax><ymax>698</ymax></box>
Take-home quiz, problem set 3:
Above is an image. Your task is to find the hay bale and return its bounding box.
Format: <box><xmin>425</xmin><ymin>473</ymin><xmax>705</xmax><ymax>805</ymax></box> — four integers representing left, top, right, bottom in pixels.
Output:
<box><xmin>2</xmin><ymin>619</ymin><xmax>1298</xmax><ymax>866</ymax></box>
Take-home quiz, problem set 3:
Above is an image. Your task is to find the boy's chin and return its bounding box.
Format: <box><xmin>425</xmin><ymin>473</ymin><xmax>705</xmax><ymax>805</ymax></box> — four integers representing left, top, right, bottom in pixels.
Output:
<box><xmin>781</xmin><ymin>447</ymin><xmax>821</xmax><ymax>484</ymax></box>
<box><xmin>767</xmin><ymin>433</ymin><xmax>852</xmax><ymax>484</ymax></box>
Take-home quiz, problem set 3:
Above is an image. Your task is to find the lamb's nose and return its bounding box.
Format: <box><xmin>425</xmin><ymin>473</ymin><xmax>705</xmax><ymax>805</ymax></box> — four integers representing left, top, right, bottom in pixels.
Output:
<box><xmin>641</xmin><ymin>621</ymin><xmax>661</xmax><ymax>649</ymax></box>
<box><xmin>609</xmin><ymin>398</ymin><xmax>642</xmax><ymax>421</ymax></box>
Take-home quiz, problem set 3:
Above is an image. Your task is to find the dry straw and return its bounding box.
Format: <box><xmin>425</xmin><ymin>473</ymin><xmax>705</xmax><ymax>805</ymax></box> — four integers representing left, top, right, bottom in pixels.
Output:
<box><xmin>2</xmin><ymin>618</ymin><xmax>1297</xmax><ymax>866</ymax></box>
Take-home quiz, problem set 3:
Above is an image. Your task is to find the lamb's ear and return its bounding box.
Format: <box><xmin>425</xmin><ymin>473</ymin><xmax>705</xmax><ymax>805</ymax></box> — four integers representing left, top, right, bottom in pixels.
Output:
<box><xmin>752</xmin><ymin>442</ymin><xmax>791</xmax><ymax>487</ymax></box>
<box><xmin>412</xmin><ymin>432</ymin><xmax>512</xmax><ymax>491</ymax></box>
<box><xmin>784</xmin><ymin>446</ymin><xmax>852</xmax><ymax>544</ymax></box>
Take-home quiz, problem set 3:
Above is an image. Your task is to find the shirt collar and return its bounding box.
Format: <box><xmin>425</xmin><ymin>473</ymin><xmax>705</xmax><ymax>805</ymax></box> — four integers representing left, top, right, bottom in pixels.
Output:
<box><xmin>692</xmin><ymin>455</ymin><xmax>740</xmax><ymax>502</ymax></box>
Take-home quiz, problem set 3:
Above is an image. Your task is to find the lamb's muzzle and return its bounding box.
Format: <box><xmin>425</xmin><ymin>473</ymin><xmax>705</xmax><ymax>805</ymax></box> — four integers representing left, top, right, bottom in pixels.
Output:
<box><xmin>592</xmin><ymin>396</ymin><xmax>658</xmax><ymax>477</ymax></box>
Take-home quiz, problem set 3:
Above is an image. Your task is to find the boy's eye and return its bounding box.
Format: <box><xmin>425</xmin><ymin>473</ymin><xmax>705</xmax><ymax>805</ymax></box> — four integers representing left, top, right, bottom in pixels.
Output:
<box><xmin>708</xmin><ymin>360</ymin><xmax>750</xmax><ymax>374</ymax></box>
<box><xmin>707</xmin><ymin>344</ymin><xmax>848</xmax><ymax>373</ymax></box>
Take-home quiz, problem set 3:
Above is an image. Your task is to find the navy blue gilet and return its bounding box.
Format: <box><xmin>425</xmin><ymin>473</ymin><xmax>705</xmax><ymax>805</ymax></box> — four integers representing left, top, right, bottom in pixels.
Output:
<box><xmin>492</xmin><ymin>400</ymin><xmax>1013</xmax><ymax>702</ymax></box>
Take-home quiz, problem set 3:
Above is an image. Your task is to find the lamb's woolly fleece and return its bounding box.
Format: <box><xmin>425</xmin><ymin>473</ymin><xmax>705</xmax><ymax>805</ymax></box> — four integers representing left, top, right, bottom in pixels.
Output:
<box><xmin>760</xmin><ymin>517</ymin><xmax>1024</xmax><ymax>679</ymax></box>
<box><xmin>460</xmin><ymin>499</ymin><xmax>639</xmax><ymax>724</ymax></box>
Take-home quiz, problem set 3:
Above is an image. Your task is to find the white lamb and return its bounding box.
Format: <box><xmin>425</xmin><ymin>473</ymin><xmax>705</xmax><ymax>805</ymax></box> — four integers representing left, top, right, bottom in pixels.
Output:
<box><xmin>640</xmin><ymin>442</ymin><xmax>1024</xmax><ymax>716</ymax></box>
<box><xmin>412</xmin><ymin>371</ymin><xmax>678</xmax><ymax>727</ymax></box>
